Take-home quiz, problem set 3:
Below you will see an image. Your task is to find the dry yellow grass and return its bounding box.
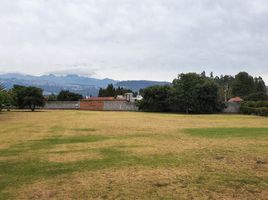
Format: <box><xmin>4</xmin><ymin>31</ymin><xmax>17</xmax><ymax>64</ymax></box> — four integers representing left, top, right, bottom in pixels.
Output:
<box><xmin>0</xmin><ymin>110</ymin><xmax>268</xmax><ymax>199</ymax></box>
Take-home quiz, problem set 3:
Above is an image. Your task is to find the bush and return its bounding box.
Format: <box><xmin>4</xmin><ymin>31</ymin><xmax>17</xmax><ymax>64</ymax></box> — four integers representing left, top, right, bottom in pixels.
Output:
<box><xmin>241</xmin><ymin>101</ymin><xmax>268</xmax><ymax>116</ymax></box>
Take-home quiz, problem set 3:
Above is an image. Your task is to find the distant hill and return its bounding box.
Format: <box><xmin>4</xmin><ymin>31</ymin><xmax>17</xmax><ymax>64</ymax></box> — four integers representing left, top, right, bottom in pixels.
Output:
<box><xmin>0</xmin><ymin>73</ymin><xmax>170</xmax><ymax>96</ymax></box>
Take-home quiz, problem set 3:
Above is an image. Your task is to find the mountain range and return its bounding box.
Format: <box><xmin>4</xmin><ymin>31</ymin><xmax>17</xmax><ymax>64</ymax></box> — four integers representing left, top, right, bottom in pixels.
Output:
<box><xmin>0</xmin><ymin>73</ymin><xmax>170</xmax><ymax>96</ymax></box>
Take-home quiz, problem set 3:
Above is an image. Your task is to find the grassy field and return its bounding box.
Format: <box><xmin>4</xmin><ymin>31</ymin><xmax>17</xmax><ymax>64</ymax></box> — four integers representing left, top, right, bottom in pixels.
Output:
<box><xmin>0</xmin><ymin>110</ymin><xmax>267</xmax><ymax>199</ymax></box>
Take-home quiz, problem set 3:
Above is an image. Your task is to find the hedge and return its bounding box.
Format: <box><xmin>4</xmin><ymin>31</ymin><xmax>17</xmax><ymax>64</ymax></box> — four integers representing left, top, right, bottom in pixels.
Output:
<box><xmin>241</xmin><ymin>101</ymin><xmax>268</xmax><ymax>108</ymax></box>
<box><xmin>241</xmin><ymin>101</ymin><xmax>268</xmax><ymax>116</ymax></box>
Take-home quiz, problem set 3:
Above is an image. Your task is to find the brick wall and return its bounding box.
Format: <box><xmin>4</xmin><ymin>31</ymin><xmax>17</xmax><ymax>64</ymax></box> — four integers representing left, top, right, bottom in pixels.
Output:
<box><xmin>79</xmin><ymin>100</ymin><xmax>104</xmax><ymax>111</ymax></box>
<box><xmin>79</xmin><ymin>100</ymin><xmax>138</xmax><ymax>111</ymax></box>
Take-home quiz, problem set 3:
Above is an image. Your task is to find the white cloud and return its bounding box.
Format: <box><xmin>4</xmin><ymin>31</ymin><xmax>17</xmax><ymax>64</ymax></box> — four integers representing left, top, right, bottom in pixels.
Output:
<box><xmin>0</xmin><ymin>0</ymin><xmax>268</xmax><ymax>83</ymax></box>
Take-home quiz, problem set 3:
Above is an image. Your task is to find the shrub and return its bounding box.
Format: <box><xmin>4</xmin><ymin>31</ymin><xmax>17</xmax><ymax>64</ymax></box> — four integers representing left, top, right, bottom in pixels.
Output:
<box><xmin>241</xmin><ymin>101</ymin><xmax>268</xmax><ymax>116</ymax></box>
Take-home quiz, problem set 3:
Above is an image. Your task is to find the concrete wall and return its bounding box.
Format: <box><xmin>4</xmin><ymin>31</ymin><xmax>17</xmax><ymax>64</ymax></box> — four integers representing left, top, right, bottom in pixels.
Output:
<box><xmin>103</xmin><ymin>101</ymin><xmax>138</xmax><ymax>111</ymax></box>
<box><xmin>44</xmin><ymin>101</ymin><xmax>79</xmax><ymax>110</ymax></box>
<box><xmin>223</xmin><ymin>102</ymin><xmax>241</xmax><ymax>113</ymax></box>
<box><xmin>44</xmin><ymin>100</ymin><xmax>138</xmax><ymax>111</ymax></box>
<box><xmin>79</xmin><ymin>100</ymin><xmax>138</xmax><ymax>111</ymax></box>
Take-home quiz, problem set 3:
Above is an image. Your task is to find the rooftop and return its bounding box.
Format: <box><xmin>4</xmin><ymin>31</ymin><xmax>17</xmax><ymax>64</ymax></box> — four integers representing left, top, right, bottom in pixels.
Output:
<box><xmin>228</xmin><ymin>97</ymin><xmax>243</xmax><ymax>102</ymax></box>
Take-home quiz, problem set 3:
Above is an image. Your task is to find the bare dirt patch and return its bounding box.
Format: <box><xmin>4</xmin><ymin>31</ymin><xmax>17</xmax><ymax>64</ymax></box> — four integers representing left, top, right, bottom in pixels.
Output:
<box><xmin>15</xmin><ymin>166</ymin><xmax>268</xmax><ymax>200</ymax></box>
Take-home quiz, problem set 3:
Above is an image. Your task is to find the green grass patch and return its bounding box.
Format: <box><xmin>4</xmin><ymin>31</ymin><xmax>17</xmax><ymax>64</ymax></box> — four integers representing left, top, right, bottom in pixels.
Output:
<box><xmin>185</xmin><ymin>127</ymin><xmax>268</xmax><ymax>138</ymax></box>
<box><xmin>48</xmin><ymin>125</ymin><xmax>65</xmax><ymax>133</ymax></box>
<box><xmin>72</xmin><ymin>128</ymin><xmax>97</xmax><ymax>132</ymax></box>
<box><xmin>0</xmin><ymin>132</ymin><xmax>198</xmax><ymax>198</ymax></box>
<box><xmin>0</xmin><ymin>144</ymin><xmax>196</xmax><ymax>198</ymax></box>
<box><xmin>0</xmin><ymin>135</ymin><xmax>109</xmax><ymax>157</ymax></box>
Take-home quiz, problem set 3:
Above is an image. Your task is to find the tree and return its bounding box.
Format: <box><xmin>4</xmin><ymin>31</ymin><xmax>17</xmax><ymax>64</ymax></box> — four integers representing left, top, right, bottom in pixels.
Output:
<box><xmin>139</xmin><ymin>73</ymin><xmax>222</xmax><ymax>113</ymax></box>
<box><xmin>244</xmin><ymin>92</ymin><xmax>268</xmax><ymax>101</ymax></box>
<box><xmin>23</xmin><ymin>87</ymin><xmax>45</xmax><ymax>111</ymax></box>
<box><xmin>98</xmin><ymin>84</ymin><xmax>116</xmax><ymax>97</ymax></box>
<box><xmin>191</xmin><ymin>80</ymin><xmax>223</xmax><ymax>113</ymax></box>
<box><xmin>57</xmin><ymin>90</ymin><xmax>83</xmax><ymax>101</ymax></box>
<box><xmin>254</xmin><ymin>77</ymin><xmax>266</xmax><ymax>93</ymax></box>
<box><xmin>171</xmin><ymin>73</ymin><xmax>204</xmax><ymax>113</ymax></box>
<box><xmin>231</xmin><ymin>72</ymin><xmax>255</xmax><ymax>98</ymax></box>
<box><xmin>201</xmin><ymin>71</ymin><xmax>206</xmax><ymax>78</ymax></box>
<box><xmin>0</xmin><ymin>83</ymin><xmax>5</xmax><ymax>111</ymax></box>
<box><xmin>98</xmin><ymin>84</ymin><xmax>134</xmax><ymax>97</ymax></box>
<box><xmin>12</xmin><ymin>85</ymin><xmax>26</xmax><ymax>108</ymax></box>
<box><xmin>210</xmin><ymin>72</ymin><xmax>214</xmax><ymax>79</ymax></box>
<box><xmin>214</xmin><ymin>75</ymin><xmax>234</xmax><ymax>102</ymax></box>
<box><xmin>170</xmin><ymin>73</ymin><xmax>222</xmax><ymax>113</ymax></box>
<box><xmin>12</xmin><ymin>85</ymin><xmax>45</xmax><ymax>111</ymax></box>
<box><xmin>47</xmin><ymin>93</ymin><xmax>57</xmax><ymax>101</ymax></box>
<box><xmin>0</xmin><ymin>90</ymin><xmax>12</xmax><ymax>111</ymax></box>
<box><xmin>139</xmin><ymin>85</ymin><xmax>171</xmax><ymax>112</ymax></box>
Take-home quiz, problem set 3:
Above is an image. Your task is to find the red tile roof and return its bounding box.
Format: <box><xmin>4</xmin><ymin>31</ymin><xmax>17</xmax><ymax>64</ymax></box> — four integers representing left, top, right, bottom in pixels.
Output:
<box><xmin>228</xmin><ymin>97</ymin><xmax>243</xmax><ymax>102</ymax></box>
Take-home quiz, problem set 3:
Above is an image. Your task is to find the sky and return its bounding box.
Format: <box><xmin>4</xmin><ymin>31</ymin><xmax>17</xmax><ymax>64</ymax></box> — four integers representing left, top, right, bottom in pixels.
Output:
<box><xmin>0</xmin><ymin>0</ymin><xmax>268</xmax><ymax>82</ymax></box>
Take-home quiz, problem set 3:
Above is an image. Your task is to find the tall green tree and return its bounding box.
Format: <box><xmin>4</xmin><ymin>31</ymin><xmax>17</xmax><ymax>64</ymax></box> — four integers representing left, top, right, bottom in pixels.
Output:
<box><xmin>57</xmin><ymin>90</ymin><xmax>83</xmax><ymax>101</ymax></box>
<box><xmin>98</xmin><ymin>84</ymin><xmax>134</xmax><ymax>97</ymax></box>
<box><xmin>231</xmin><ymin>72</ymin><xmax>255</xmax><ymax>98</ymax></box>
<box><xmin>98</xmin><ymin>84</ymin><xmax>116</xmax><ymax>97</ymax></box>
<box><xmin>0</xmin><ymin>83</ymin><xmax>5</xmax><ymax>111</ymax></box>
<box><xmin>23</xmin><ymin>87</ymin><xmax>45</xmax><ymax>111</ymax></box>
<box><xmin>214</xmin><ymin>75</ymin><xmax>234</xmax><ymax>101</ymax></box>
<box><xmin>12</xmin><ymin>85</ymin><xmax>45</xmax><ymax>111</ymax></box>
<box><xmin>139</xmin><ymin>85</ymin><xmax>171</xmax><ymax>112</ymax></box>
<box><xmin>139</xmin><ymin>73</ymin><xmax>222</xmax><ymax>113</ymax></box>
<box><xmin>254</xmin><ymin>77</ymin><xmax>266</xmax><ymax>93</ymax></box>
<box><xmin>170</xmin><ymin>73</ymin><xmax>222</xmax><ymax>113</ymax></box>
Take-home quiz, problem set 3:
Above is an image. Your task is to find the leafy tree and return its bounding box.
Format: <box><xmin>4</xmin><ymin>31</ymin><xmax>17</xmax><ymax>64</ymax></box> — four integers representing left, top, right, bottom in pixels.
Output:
<box><xmin>191</xmin><ymin>80</ymin><xmax>223</xmax><ymax>113</ymax></box>
<box><xmin>98</xmin><ymin>84</ymin><xmax>116</xmax><ymax>97</ymax></box>
<box><xmin>23</xmin><ymin>87</ymin><xmax>45</xmax><ymax>111</ymax></box>
<box><xmin>139</xmin><ymin>85</ymin><xmax>171</xmax><ymax>112</ymax></box>
<box><xmin>139</xmin><ymin>73</ymin><xmax>222</xmax><ymax>113</ymax></box>
<box><xmin>0</xmin><ymin>90</ymin><xmax>12</xmax><ymax>111</ymax></box>
<box><xmin>170</xmin><ymin>73</ymin><xmax>222</xmax><ymax>113</ymax></box>
<box><xmin>169</xmin><ymin>73</ymin><xmax>202</xmax><ymax>113</ymax></box>
<box><xmin>12</xmin><ymin>85</ymin><xmax>45</xmax><ymax>111</ymax></box>
<box><xmin>47</xmin><ymin>93</ymin><xmax>57</xmax><ymax>101</ymax></box>
<box><xmin>0</xmin><ymin>83</ymin><xmax>5</xmax><ymax>111</ymax></box>
<box><xmin>98</xmin><ymin>84</ymin><xmax>134</xmax><ymax>97</ymax></box>
<box><xmin>244</xmin><ymin>92</ymin><xmax>268</xmax><ymax>101</ymax></box>
<box><xmin>231</xmin><ymin>72</ymin><xmax>255</xmax><ymax>98</ymax></box>
<box><xmin>201</xmin><ymin>71</ymin><xmax>206</xmax><ymax>78</ymax></box>
<box><xmin>57</xmin><ymin>90</ymin><xmax>83</xmax><ymax>101</ymax></box>
<box><xmin>214</xmin><ymin>75</ymin><xmax>234</xmax><ymax>102</ymax></box>
<box><xmin>254</xmin><ymin>77</ymin><xmax>266</xmax><ymax>93</ymax></box>
<box><xmin>210</xmin><ymin>72</ymin><xmax>214</xmax><ymax>79</ymax></box>
<box><xmin>11</xmin><ymin>85</ymin><xmax>26</xmax><ymax>108</ymax></box>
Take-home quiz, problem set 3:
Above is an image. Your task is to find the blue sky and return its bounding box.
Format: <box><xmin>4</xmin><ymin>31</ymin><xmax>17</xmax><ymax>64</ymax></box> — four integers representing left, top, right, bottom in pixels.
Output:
<box><xmin>0</xmin><ymin>0</ymin><xmax>268</xmax><ymax>83</ymax></box>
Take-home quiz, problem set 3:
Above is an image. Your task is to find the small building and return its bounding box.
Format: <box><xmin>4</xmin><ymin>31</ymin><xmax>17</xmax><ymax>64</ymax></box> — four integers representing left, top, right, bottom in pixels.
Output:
<box><xmin>123</xmin><ymin>93</ymin><xmax>143</xmax><ymax>102</ymax></box>
<box><xmin>224</xmin><ymin>97</ymin><xmax>243</xmax><ymax>113</ymax></box>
